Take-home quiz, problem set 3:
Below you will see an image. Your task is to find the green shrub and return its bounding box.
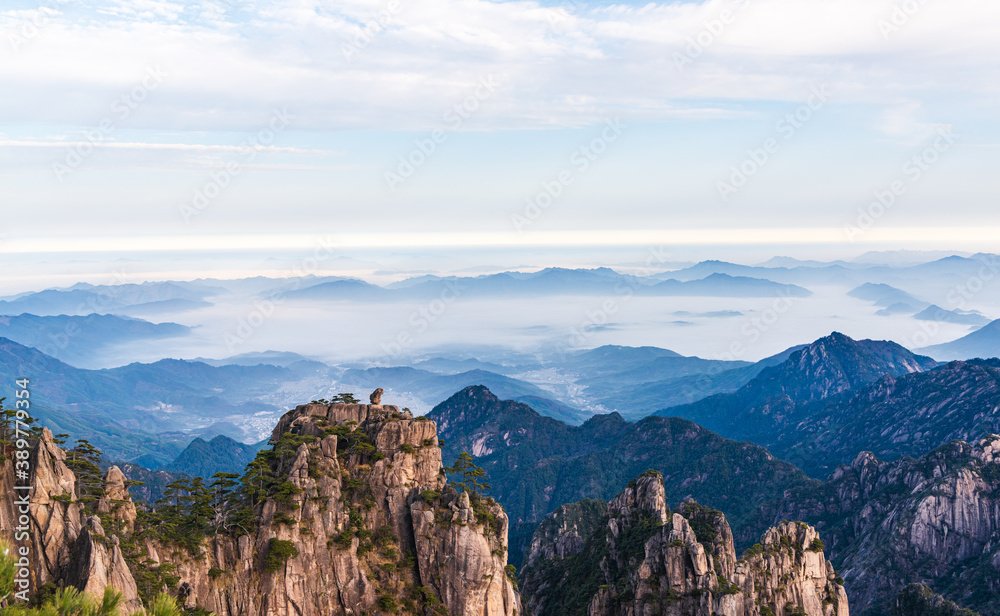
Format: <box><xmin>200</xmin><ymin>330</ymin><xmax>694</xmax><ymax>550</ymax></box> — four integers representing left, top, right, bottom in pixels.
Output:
<box><xmin>378</xmin><ymin>592</ymin><xmax>399</xmax><ymax>612</ymax></box>
<box><xmin>505</xmin><ymin>564</ymin><xmax>518</xmax><ymax>589</ymax></box>
<box><xmin>264</xmin><ymin>539</ymin><xmax>300</xmax><ymax>573</ymax></box>
<box><xmin>273</xmin><ymin>514</ymin><xmax>296</xmax><ymax>526</ymax></box>
<box><xmin>333</xmin><ymin>532</ymin><xmax>354</xmax><ymax>550</ymax></box>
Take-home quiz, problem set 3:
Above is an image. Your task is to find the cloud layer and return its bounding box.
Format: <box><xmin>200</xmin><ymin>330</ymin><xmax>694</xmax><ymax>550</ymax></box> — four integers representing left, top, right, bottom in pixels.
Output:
<box><xmin>2</xmin><ymin>0</ymin><xmax>998</xmax><ymax>131</ymax></box>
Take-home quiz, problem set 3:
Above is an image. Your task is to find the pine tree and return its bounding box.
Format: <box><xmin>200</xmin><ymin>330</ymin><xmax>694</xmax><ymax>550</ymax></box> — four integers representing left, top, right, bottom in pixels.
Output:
<box><xmin>209</xmin><ymin>472</ymin><xmax>241</xmax><ymax>530</ymax></box>
<box><xmin>65</xmin><ymin>439</ymin><xmax>106</xmax><ymax>508</ymax></box>
<box><xmin>445</xmin><ymin>452</ymin><xmax>492</xmax><ymax>496</ymax></box>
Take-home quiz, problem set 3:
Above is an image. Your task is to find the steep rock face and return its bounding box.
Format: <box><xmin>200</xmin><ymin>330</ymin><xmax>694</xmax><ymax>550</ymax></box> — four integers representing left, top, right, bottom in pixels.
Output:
<box><xmin>661</xmin><ymin>333</ymin><xmax>937</xmax><ymax>432</ymax></box>
<box><xmin>430</xmin><ymin>386</ymin><xmax>577</xmax><ymax>460</ymax></box>
<box><xmin>520</xmin><ymin>472</ymin><xmax>847</xmax><ymax>616</ymax></box>
<box><xmin>891</xmin><ymin>584</ymin><xmax>980</xmax><ymax>616</ymax></box>
<box><xmin>0</xmin><ymin>428</ymin><xmax>142</xmax><ymax>611</ymax></box>
<box><xmin>27</xmin><ymin>428</ymin><xmax>84</xmax><ymax>587</ymax></box>
<box><xmin>430</xmin><ymin>387</ymin><xmax>817</xmax><ymax>568</ymax></box>
<box><xmin>779</xmin><ymin>435</ymin><xmax>1000</xmax><ymax>615</ymax></box>
<box><xmin>64</xmin><ymin>516</ymin><xmax>142</xmax><ymax>612</ymax></box>
<box><xmin>411</xmin><ymin>490</ymin><xmax>519</xmax><ymax>616</ymax></box>
<box><xmin>733</xmin><ymin>522</ymin><xmax>848</xmax><ymax>616</ymax></box>
<box><xmin>16</xmin><ymin>401</ymin><xmax>520</xmax><ymax>616</ymax></box>
<box><xmin>775</xmin><ymin>360</ymin><xmax>1000</xmax><ymax>477</ymax></box>
<box><xmin>97</xmin><ymin>466</ymin><xmax>138</xmax><ymax>533</ymax></box>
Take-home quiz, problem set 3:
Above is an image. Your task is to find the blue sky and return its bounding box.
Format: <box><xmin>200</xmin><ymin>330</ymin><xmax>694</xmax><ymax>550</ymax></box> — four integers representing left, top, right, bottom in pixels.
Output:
<box><xmin>1</xmin><ymin>0</ymin><xmax>999</xmax><ymax>258</ymax></box>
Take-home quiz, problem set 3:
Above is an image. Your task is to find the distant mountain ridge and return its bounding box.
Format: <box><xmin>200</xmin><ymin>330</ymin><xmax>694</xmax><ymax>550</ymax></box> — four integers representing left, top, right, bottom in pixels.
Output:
<box><xmin>430</xmin><ymin>385</ymin><xmax>1000</xmax><ymax>615</ymax></box>
<box><xmin>0</xmin><ymin>336</ymin><xmax>334</xmax><ymax>464</ymax></box>
<box><xmin>160</xmin><ymin>434</ymin><xmax>267</xmax><ymax>478</ymax></box>
<box><xmin>848</xmin><ymin>282</ymin><xmax>928</xmax><ymax>309</ymax></box>
<box><xmin>428</xmin><ymin>385</ymin><xmax>818</xmax><ymax>567</ymax></box>
<box><xmin>281</xmin><ymin>268</ymin><xmax>812</xmax><ymax>301</ymax></box>
<box><xmin>339</xmin><ymin>365</ymin><xmax>590</xmax><ymax>424</ymax></box>
<box><xmin>919</xmin><ymin>319</ymin><xmax>1000</xmax><ymax>360</ymax></box>
<box><xmin>654</xmin><ymin>254</ymin><xmax>1000</xmax><ymax>289</ymax></box>
<box><xmin>914</xmin><ymin>304</ymin><xmax>992</xmax><ymax>326</ymax></box>
<box><xmin>0</xmin><ymin>313</ymin><xmax>189</xmax><ymax>367</ymax></box>
<box><xmin>772</xmin><ymin>358</ymin><xmax>1000</xmax><ymax>476</ymax></box>
<box><xmin>0</xmin><ymin>280</ymin><xmax>220</xmax><ymax>316</ymax></box>
<box><xmin>655</xmin><ymin>333</ymin><xmax>938</xmax><ymax>449</ymax></box>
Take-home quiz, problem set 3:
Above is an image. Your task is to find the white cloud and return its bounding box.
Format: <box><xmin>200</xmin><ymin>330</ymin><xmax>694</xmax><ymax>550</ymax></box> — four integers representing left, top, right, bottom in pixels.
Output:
<box><xmin>0</xmin><ymin>0</ymin><xmax>997</xmax><ymax>131</ymax></box>
<box><xmin>876</xmin><ymin>100</ymin><xmax>953</xmax><ymax>144</ymax></box>
<box><xmin>0</xmin><ymin>139</ymin><xmax>331</xmax><ymax>154</ymax></box>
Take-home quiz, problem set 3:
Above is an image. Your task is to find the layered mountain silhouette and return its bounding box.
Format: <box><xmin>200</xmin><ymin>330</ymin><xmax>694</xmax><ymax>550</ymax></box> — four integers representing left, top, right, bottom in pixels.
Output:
<box><xmin>428</xmin><ymin>385</ymin><xmax>817</xmax><ymax>568</ymax></box>
<box><xmin>914</xmin><ymin>304</ymin><xmax>992</xmax><ymax>326</ymax></box>
<box><xmin>0</xmin><ymin>337</ymin><xmax>330</xmax><ymax>464</ymax></box>
<box><xmin>429</xmin><ymin>383</ymin><xmax>1000</xmax><ymax>615</ymax></box>
<box><xmin>0</xmin><ymin>313</ymin><xmax>189</xmax><ymax>367</ymax></box>
<box><xmin>0</xmin><ymin>280</ymin><xmax>220</xmax><ymax>316</ymax></box>
<box><xmin>339</xmin><ymin>365</ymin><xmax>589</xmax><ymax>424</ymax></box>
<box><xmin>160</xmin><ymin>434</ymin><xmax>268</xmax><ymax>478</ymax></box>
<box><xmin>281</xmin><ymin>268</ymin><xmax>811</xmax><ymax>301</ymax></box>
<box><xmin>920</xmin><ymin>319</ymin><xmax>1000</xmax><ymax>361</ymax></box>
<box><xmin>654</xmin><ymin>333</ymin><xmax>938</xmax><ymax>451</ymax></box>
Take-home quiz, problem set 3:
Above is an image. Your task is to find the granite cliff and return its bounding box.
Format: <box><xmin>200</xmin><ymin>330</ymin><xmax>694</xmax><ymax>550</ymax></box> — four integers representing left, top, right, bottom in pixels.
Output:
<box><xmin>520</xmin><ymin>472</ymin><xmax>848</xmax><ymax>616</ymax></box>
<box><xmin>0</xmin><ymin>399</ymin><xmax>519</xmax><ymax>616</ymax></box>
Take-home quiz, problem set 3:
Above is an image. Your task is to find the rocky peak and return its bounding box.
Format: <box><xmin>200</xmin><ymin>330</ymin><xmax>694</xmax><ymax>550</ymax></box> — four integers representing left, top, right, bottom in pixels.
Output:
<box><xmin>607</xmin><ymin>471</ymin><xmax>669</xmax><ymax>526</ymax></box>
<box><xmin>0</xmin><ymin>428</ymin><xmax>143</xmax><ymax>610</ymax></box>
<box><xmin>429</xmin><ymin>386</ymin><xmax>571</xmax><ymax>459</ymax></box>
<box><xmin>4</xmin><ymin>394</ymin><xmax>520</xmax><ymax>616</ymax></box>
<box><xmin>97</xmin><ymin>465</ymin><xmax>138</xmax><ymax>533</ymax></box>
<box><xmin>735</xmin><ymin>521</ymin><xmax>847</xmax><ymax>616</ymax></box>
<box><xmin>779</xmin><ymin>435</ymin><xmax>1000</xmax><ymax>614</ymax></box>
<box><xmin>973</xmin><ymin>434</ymin><xmax>1000</xmax><ymax>465</ymax></box>
<box><xmin>753</xmin><ymin>332</ymin><xmax>938</xmax><ymax>404</ymax></box>
<box><xmin>520</xmin><ymin>472</ymin><xmax>847</xmax><ymax>616</ymax></box>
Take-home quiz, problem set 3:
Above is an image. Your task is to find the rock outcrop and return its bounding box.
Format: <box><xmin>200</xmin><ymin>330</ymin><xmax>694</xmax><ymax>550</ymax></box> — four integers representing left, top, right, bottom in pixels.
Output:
<box><xmin>779</xmin><ymin>435</ymin><xmax>1000</xmax><ymax>615</ymax></box>
<box><xmin>0</xmin><ymin>428</ymin><xmax>143</xmax><ymax>611</ymax></box>
<box><xmin>520</xmin><ymin>471</ymin><xmax>848</xmax><ymax>616</ymax></box>
<box><xmin>3</xmin><ymin>402</ymin><xmax>520</xmax><ymax>616</ymax></box>
<box><xmin>891</xmin><ymin>584</ymin><xmax>980</xmax><ymax>616</ymax></box>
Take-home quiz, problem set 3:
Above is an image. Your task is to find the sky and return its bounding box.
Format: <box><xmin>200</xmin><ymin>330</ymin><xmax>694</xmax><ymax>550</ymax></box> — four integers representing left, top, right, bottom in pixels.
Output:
<box><xmin>1</xmin><ymin>0</ymin><xmax>999</xmax><ymax>262</ymax></box>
